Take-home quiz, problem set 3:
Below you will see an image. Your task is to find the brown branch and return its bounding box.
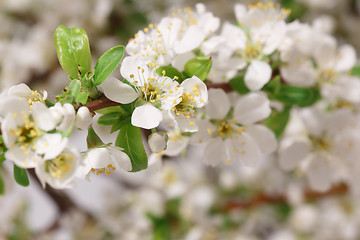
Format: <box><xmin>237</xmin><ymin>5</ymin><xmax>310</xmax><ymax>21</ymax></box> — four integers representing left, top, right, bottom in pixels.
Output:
<box><xmin>221</xmin><ymin>183</ymin><xmax>348</xmax><ymax>212</ymax></box>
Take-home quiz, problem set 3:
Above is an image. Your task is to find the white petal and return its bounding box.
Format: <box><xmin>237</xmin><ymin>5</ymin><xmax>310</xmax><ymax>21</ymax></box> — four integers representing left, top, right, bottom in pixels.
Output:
<box><xmin>99</xmin><ymin>77</ymin><xmax>138</xmax><ymax>104</ymax></box>
<box><xmin>307</xmin><ymin>154</ymin><xmax>332</xmax><ymax>192</ymax></box>
<box><xmin>7</xmin><ymin>83</ymin><xmax>32</xmax><ymax>97</ymax></box>
<box><xmin>234</xmin><ymin>4</ymin><xmax>247</xmax><ymax>22</ymax></box>
<box><xmin>175</xmin><ymin>115</ymin><xmax>199</xmax><ymax>132</ymax></box>
<box><xmin>234</xmin><ymin>92</ymin><xmax>271</xmax><ymax>124</ymax></box>
<box><xmin>6</xmin><ymin>147</ymin><xmax>39</xmax><ymax>168</ymax></box>
<box><xmin>131</xmin><ymin>103</ymin><xmax>163</xmax><ymax>129</ymax></box>
<box><xmin>108</xmin><ymin>146</ymin><xmax>132</xmax><ymax>171</ymax></box>
<box><xmin>36</xmin><ymin>133</ymin><xmax>68</xmax><ymax>160</ymax></box>
<box><xmin>228</xmin><ymin>133</ymin><xmax>261</xmax><ymax>167</ymax></box>
<box><xmin>245</xmin><ymin>60</ymin><xmax>272</xmax><ymax>91</ymax></box>
<box><xmin>246</xmin><ymin>124</ymin><xmax>277</xmax><ymax>154</ymax></box>
<box><xmin>2</xmin><ymin>113</ymin><xmax>18</xmax><ymax>147</ymax></box>
<box><xmin>203</xmin><ymin>138</ymin><xmax>226</xmax><ymax>166</ymax></box>
<box><xmin>32</xmin><ymin>102</ymin><xmax>56</xmax><ymax>131</ymax></box>
<box><xmin>86</xmin><ymin>148</ymin><xmax>112</xmax><ymax>169</ymax></box>
<box><xmin>148</xmin><ymin>132</ymin><xmax>167</xmax><ymax>153</ymax></box>
<box><xmin>120</xmin><ymin>56</ymin><xmax>150</xmax><ymax>85</ymax></box>
<box><xmin>171</xmin><ymin>52</ymin><xmax>195</xmax><ymax>72</ymax></box>
<box><xmin>174</xmin><ymin>25</ymin><xmax>206</xmax><ymax>54</ymax></box>
<box><xmin>279</xmin><ymin>138</ymin><xmax>311</xmax><ymax>171</ymax></box>
<box><xmin>0</xmin><ymin>96</ymin><xmax>29</xmax><ymax>118</ymax></box>
<box><xmin>56</xmin><ymin>103</ymin><xmax>75</xmax><ymax>131</ymax></box>
<box><xmin>335</xmin><ymin>44</ymin><xmax>357</xmax><ymax>72</ymax></box>
<box><xmin>206</xmin><ymin>89</ymin><xmax>230</xmax><ymax>119</ymax></box>
<box><xmin>181</xmin><ymin>76</ymin><xmax>208</xmax><ymax>108</ymax></box>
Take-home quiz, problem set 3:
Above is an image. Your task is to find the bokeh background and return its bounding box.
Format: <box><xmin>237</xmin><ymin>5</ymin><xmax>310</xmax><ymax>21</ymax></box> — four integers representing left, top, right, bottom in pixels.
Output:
<box><xmin>1</xmin><ymin>0</ymin><xmax>360</xmax><ymax>239</ymax></box>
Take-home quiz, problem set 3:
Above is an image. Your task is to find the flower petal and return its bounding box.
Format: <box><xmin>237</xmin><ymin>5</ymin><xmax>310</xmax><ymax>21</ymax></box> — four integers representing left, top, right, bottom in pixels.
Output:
<box><xmin>335</xmin><ymin>44</ymin><xmax>356</xmax><ymax>72</ymax></box>
<box><xmin>246</xmin><ymin>124</ymin><xmax>277</xmax><ymax>155</ymax></box>
<box><xmin>206</xmin><ymin>89</ymin><xmax>230</xmax><ymax>120</ymax></box>
<box><xmin>120</xmin><ymin>56</ymin><xmax>150</xmax><ymax>85</ymax></box>
<box><xmin>131</xmin><ymin>103</ymin><xmax>163</xmax><ymax>129</ymax></box>
<box><xmin>36</xmin><ymin>133</ymin><xmax>68</xmax><ymax>160</ymax></box>
<box><xmin>203</xmin><ymin>138</ymin><xmax>226</xmax><ymax>166</ymax></box>
<box><xmin>233</xmin><ymin>92</ymin><xmax>271</xmax><ymax>124</ymax></box>
<box><xmin>279</xmin><ymin>138</ymin><xmax>311</xmax><ymax>171</ymax></box>
<box><xmin>174</xmin><ymin>25</ymin><xmax>206</xmax><ymax>54</ymax></box>
<box><xmin>245</xmin><ymin>60</ymin><xmax>272</xmax><ymax>91</ymax></box>
<box><xmin>32</xmin><ymin>102</ymin><xmax>56</xmax><ymax>131</ymax></box>
<box><xmin>99</xmin><ymin>77</ymin><xmax>138</xmax><ymax>104</ymax></box>
<box><xmin>108</xmin><ymin>146</ymin><xmax>132</xmax><ymax>171</ymax></box>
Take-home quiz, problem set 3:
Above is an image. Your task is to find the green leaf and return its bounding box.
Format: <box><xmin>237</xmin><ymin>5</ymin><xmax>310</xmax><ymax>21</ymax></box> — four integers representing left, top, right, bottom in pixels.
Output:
<box><xmin>183</xmin><ymin>57</ymin><xmax>212</xmax><ymax>81</ymax></box>
<box><xmin>93</xmin><ymin>45</ymin><xmax>125</xmax><ymax>85</ymax></box>
<box><xmin>69</xmin><ymin>79</ymin><xmax>81</xmax><ymax>96</ymax></box>
<box><xmin>13</xmin><ymin>165</ymin><xmax>29</xmax><ymax>187</ymax></box>
<box><xmin>115</xmin><ymin>123</ymin><xmax>148</xmax><ymax>172</ymax></box>
<box><xmin>87</xmin><ymin>127</ymin><xmax>105</xmax><ymax>148</ymax></box>
<box><xmin>95</xmin><ymin>106</ymin><xmax>125</xmax><ymax>115</ymax></box>
<box><xmin>229</xmin><ymin>76</ymin><xmax>250</xmax><ymax>95</ymax></box>
<box><xmin>0</xmin><ymin>172</ymin><xmax>4</xmax><ymax>195</ymax></box>
<box><xmin>97</xmin><ymin>111</ymin><xmax>131</xmax><ymax>133</ymax></box>
<box><xmin>156</xmin><ymin>66</ymin><xmax>184</xmax><ymax>81</ymax></box>
<box><xmin>351</xmin><ymin>65</ymin><xmax>360</xmax><ymax>77</ymax></box>
<box><xmin>98</xmin><ymin>112</ymin><xmax>127</xmax><ymax>125</ymax></box>
<box><xmin>269</xmin><ymin>85</ymin><xmax>321</xmax><ymax>107</ymax></box>
<box><xmin>54</xmin><ymin>25</ymin><xmax>92</xmax><ymax>79</ymax></box>
<box><xmin>263</xmin><ymin>106</ymin><xmax>290</xmax><ymax>139</ymax></box>
<box><xmin>0</xmin><ymin>153</ymin><xmax>5</xmax><ymax>165</ymax></box>
<box><xmin>76</xmin><ymin>92</ymin><xmax>88</xmax><ymax>104</ymax></box>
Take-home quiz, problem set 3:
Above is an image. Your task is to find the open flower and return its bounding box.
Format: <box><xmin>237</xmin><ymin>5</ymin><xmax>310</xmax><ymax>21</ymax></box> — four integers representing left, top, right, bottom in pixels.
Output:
<box><xmin>81</xmin><ymin>146</ymin><xmax>132</xmax><ymax>179</ymax></box>
<box><xmin>168</xmin><ymin>76</ymin><xmax>208</xmax><ymax>132</ymax></box>
<box><xmin>100</xmin><ymin>56</ymin><xmax>183</xmax><ymax>129</ymax></box>
<box><xmin>125</xmin><ymin>4</ymin><xmax>219</xmax><ymax>68</ymax></box>
<box><xmin>35</xmin><ymin>145</ymin><xmax>80</xmax><ymax>189</ymax></box>
<box><xmin>1</xmin><ymin>98</ymin><xmax>63</xmax><ymax>168</ymax></box>
<box><xmin>192</xmin><ymin>89</ymin><xmax>277</xmax><ymax>166</ymax></box>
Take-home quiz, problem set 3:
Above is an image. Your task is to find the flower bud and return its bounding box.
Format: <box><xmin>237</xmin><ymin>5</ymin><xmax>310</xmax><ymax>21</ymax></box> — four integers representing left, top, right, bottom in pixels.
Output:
<box><xmin>75</xmin><ymin>106</ymin><xmax>92</xmax><ymax>130</ymax></box>
<box><xmin>148</xmin><ymin>132</ymin><xmax>168</xmax><ymax>153</ymax></box>
<box><xmin>50</xmin><ymin>103</ymin><xmax>75</xmax><ymax>131</ymax></box>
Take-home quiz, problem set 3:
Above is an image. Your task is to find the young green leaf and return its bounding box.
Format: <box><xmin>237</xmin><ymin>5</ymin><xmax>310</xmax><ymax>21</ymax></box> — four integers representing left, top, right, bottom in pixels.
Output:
<box><xmin>351</xmin><ymin>65</ymin><xmax>360</xmax><ymax>77</ymax></box>
<box><xmin>0</xmin><ymin>153</ymin><xmax>5</xmax><ymax>165</ymax></box>
<box><xmin>229</xmin><ymin>76</ymin><xmax>250</xmax><ymax>95</ymax></box>
<box><xmin>54</xmin><ymin>25</ymin><xmax>92</xmax><ymax>79</ymax></box>
<box><xmin>156</xmin><ymin>66</ymin><xmax>184</xmax><ymax>81</ymax></box>
<box><xmin>93</xmin><ymin>45</ymin><xmax>125</xmax><ymax>85</ymax></box>
<box><xmin>183</xmin><ymin>57</ymin><xmax>212</xmax><ymax>81</ymax></box>
<box><xmin>69</xmin><ymin>79</ymin><xmax>81</xmax><ymax>96</ymax></box>
<box><xmin>0</xmin><ymin>172</ymin><xmax>4</xmax><ymax>195</ymax></box>
<box><xmin>87</xmin><ymin>127</ymin><xmax>105</xmax><ymax>148</ymax></box>
<box><xmin>263</xmin><ymin>106</ymin><xmax>290</xmax><ymax>139</ymax></box>
<box><xmin>13</xmin><ymin>165</ymin><xmax>30</xmax><ymax>187</ymax></box>
<box><xmin>97</xmin><ymin>112</ymin><xmax>128</xmax><ymax>125</ymax></box>
<box><xmin>115</xmin><ymin>123</ymin><xmax>148</xmax><ymax>172</ymax></box>
<box><xmin>75</xmin><ymin>92</ymin><xmax>89</xmax><ymax>104</ymax></box>
<box><xmin>270</xmin><ymin>85</ymin><xmax>320</xmax><ymax>107</ymax></box>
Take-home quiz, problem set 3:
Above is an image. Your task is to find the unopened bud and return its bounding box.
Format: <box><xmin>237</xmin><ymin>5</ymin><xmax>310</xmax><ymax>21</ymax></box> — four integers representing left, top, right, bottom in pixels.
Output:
<box><xmin>75</xmin><ymin>106</ymin><xmax>92</xmax><ymax>130</ymax></box>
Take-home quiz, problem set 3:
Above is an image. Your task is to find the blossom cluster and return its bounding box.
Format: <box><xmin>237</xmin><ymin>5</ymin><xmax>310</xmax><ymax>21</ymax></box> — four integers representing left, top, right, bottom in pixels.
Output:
<box><xmin>0</xmin><ymin>1</ymin><xmax>360</xmax><ymax>200</ymax></box>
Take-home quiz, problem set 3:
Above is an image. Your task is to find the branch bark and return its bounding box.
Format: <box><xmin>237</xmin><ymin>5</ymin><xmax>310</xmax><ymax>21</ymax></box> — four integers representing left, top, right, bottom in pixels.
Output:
<box><xmin>221</xmin><ymin>183</ymin><xmax>348</xmax><ymax>212</ymax></box>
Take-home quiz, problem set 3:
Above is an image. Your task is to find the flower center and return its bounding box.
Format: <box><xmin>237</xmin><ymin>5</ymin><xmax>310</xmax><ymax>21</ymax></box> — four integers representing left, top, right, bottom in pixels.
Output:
<box><xmin>10</xmin><ymin>113</ymin><xmax>42</xmax><ymax>152</ymax></box>
<box><xmin>45</xmin><ymin>154</ymin><xmax>73</xmax><ymax>179</ymax></box>
<box><xmin>310</xmin><ymin>135</ymin><xmax>332</xmax><ymax>152</ymax></box>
